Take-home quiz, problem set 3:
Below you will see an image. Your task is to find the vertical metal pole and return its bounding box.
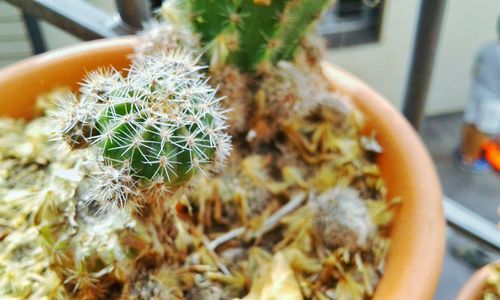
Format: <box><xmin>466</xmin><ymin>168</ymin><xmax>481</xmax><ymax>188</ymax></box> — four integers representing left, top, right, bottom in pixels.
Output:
<box><xmin>22</xmin><ymin>13</ymin><xmax>47</xmax><ymax>54</ymax></box>
<box><xmin>402</xmin><ymin>0</ymin><xmax>447</xmax><ymax>130</ymax></box>
<box><xmin>115</xmin><ymin>0</ymin><xmax>151</xmax><ymax>31</ymax></box>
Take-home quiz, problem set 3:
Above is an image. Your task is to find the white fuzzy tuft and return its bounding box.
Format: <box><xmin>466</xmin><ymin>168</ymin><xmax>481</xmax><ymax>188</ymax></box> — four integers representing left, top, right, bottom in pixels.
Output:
<box><xmin>135</xmin><ymin>20</ymin><xmax>198</xmax><ymax>58</ymax></box>
<box><xmin>261</xmin><ymin>61</ymin><xmax>353</xmax><ymax>117</ymax></box>
<box><xmin>87</xmin><ymin>164</ymin><xmax>139</xmax><ymax>209</ymax></box>
<box><xmin>311</xmin><ymin>186</ymin><xmax>375</xmax><ymax>250</ymax></box>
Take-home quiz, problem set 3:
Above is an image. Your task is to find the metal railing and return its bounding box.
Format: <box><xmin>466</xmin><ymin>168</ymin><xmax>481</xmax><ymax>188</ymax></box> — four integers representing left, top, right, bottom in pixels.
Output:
<box><xmin>444</xmin><ymin>197</ymin><xmax>499</xmax><ymax>250</ymax></box>
<box><xmin>402</xmin><ymin>0</ymin><xmax>447</xmax><ymax>131</ymax></box>
<box><xmin>6</xmin><ymin>0</ymin><xmax>151</xmax><ymax>42</ymax></box>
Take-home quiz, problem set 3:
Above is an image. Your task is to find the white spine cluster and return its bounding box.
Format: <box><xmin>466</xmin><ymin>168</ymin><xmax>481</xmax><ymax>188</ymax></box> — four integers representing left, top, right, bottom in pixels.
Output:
<box><xmin>135</xmin><ymin>20</ymin><xmax>198</xmax><ymax>58</ymax></box>
<box><xmin>51</xmin><ymin>93</ymin><xmax>98</xmax><ymax>149</ymax></box>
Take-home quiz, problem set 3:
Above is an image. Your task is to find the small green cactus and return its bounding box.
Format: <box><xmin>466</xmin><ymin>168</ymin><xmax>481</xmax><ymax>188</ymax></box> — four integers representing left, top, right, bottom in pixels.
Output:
<box><xmin>55</xmin><ymin>51</ymin><xmax>231</xmax><ymax>206</ymax></box>
<box><xmin>183</xmin><ymin>0</ymin><xmax>335</xmax><ymax>71</ymax></box>
<box><xmin>95</xmin><ymin>55</ymin><xmax>225</xmax><ymax>186</ymax></box>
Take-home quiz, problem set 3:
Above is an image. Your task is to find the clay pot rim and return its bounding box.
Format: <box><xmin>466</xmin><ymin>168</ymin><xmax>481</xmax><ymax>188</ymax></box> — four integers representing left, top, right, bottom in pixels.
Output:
<box><xmin>456</xmin><ymin>262</ymin><xmax>498</xmax><ymax>300</ymax></box>
<box><xmin>0</xmin><ymin>36</ymin><xmax>445</xmax><ymax>299</ymax></box>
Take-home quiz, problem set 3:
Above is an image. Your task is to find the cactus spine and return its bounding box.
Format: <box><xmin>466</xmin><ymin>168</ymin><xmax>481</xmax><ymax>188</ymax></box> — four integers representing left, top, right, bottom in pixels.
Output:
<box><xmin>55</xmin><ymin>52</ymin><xmax>231</xmax><ymax>206</ymax></box>
<box><xmin>186</xmin><ymin>0</ymin><xmax>334</xmax><ymax>71</ymax></box>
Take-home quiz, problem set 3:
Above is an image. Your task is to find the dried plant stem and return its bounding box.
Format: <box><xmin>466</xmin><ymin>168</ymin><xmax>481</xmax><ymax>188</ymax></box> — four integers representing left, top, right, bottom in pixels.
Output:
<box><xmin>208</xmin><ymin>192</ymin><xmax>306</xmax><ymax>251</ymax></box>
<box><xmin>255</xmin><ymin>192</ymin><xmax>306</xmax><ymax>238</ymax></box>
<box><xmin>201</xmin><ymin>235</ymin><xmax>232</xmax><ymax>276</ymax></box>
<box><xmin>208</xmin><ymin>227</ymin><xmax>246</xmax><ymax>251</ymax></box>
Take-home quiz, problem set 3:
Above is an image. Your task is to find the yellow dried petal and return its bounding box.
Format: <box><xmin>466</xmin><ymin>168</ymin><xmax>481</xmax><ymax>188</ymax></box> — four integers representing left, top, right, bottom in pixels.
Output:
<box><xmin>241</xmin><ymin>252</ymin><xmax>303</xmax><ymax>300</ymax></box>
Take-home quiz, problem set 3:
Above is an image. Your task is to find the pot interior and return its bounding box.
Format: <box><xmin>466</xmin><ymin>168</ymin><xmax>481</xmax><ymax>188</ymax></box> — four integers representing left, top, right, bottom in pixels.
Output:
<box><xmin>0</xmin><ymin>38</ymin><xmax>445</xmax><ymax>300</ymax></box>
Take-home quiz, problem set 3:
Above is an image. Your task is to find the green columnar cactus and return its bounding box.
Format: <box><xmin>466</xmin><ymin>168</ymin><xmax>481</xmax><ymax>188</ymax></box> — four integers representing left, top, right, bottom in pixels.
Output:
<box><xmin>230</xmin><ymin>0</ymin><xmax>290</xmax><ymax>71</ymax></box>
<box><xmin>55</xmin><ymin>52</ymin><xmax>231</xmax><ymax>206</ymax></box>
<box><xmin>269</xmin><ymin>0</ymin><xmax>335</xmax><ymax>62</ymax></box>
<box><xmin>189</xmin><ymin>0</ymin><xmax>238</xmax><ymax>44</ymax></box>
<box><xmin>185</xmin><ymin>0</ymin><xmax>334</xmax><ymax>71</ymax></box>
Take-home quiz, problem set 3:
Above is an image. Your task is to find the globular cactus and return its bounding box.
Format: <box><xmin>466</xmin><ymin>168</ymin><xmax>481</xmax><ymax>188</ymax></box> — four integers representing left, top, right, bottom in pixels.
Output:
<box><xmin>95</xmin><ymin>54</ymin><xmax>228</xmax><ymax>186</ymax></box>
<box><xmin>178</xmin><ymin>0</ymin><xmax>335</xmax><ymax>71</ymax></box>
<box><xmin>54</xmin><ymin>51</ymin><xmax>231</xmax><ymax>206</ymax></box>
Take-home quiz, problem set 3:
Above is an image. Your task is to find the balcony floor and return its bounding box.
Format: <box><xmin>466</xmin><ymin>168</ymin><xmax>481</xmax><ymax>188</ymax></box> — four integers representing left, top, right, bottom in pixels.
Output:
<box><xmin>420</xmin><ymin>112</ymin><xmax>499</xmax><ymax>300</ymax></box>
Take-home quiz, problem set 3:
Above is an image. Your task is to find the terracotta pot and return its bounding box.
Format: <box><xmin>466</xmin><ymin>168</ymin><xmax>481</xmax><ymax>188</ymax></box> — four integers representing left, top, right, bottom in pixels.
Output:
<box><xmin>0</xmin><ymin>37</ymin><xmax>445</xmax><ymax>299</ymax></box>
<box><xmin>455</xmin><ymin>264</ymin><xmax>494</xmax><ymax>300</ymax></box>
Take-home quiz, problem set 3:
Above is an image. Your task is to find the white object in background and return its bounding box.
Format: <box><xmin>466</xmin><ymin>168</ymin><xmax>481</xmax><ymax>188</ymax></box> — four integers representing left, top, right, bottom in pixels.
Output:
<box><xmin>477</xmin><ymin>98</ymin><xmax>500</xmax><ymax>135</ymax></box>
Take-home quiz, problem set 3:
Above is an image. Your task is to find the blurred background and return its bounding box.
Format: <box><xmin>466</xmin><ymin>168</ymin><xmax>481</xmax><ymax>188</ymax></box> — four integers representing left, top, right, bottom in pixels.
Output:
<box><xmin>0</xmin><ymin>0</ymin><xmax>499</xmax><ymax>299</ymax></box>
